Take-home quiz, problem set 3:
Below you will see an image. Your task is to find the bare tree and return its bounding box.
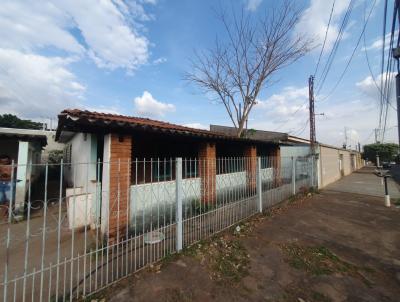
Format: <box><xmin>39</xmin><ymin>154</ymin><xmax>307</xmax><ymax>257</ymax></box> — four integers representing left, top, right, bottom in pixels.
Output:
<box><xmin>185</xmin><ymin>2</ymin><xmax>311</xmax><ymax>137</ymax></box>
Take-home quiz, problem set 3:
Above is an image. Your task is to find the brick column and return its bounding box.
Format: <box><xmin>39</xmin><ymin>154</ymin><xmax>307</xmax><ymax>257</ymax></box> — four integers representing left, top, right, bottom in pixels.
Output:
<box><xmin>198</xmin><ymin>143</ymin><xmax>216</xmax><ymax>204</ymax></box>
<box><xmin>244</xmin><ymin>145</ymin><xmax>257</xmax><ymax>191</ymax></box>
<box><xmin>107</xmin><ymin>134</ymin><xmax>132</xmax><ymax>241</ymax></box>
<box><xmin>273</xmin><ymin>147</ymin><xmax>281</xmax><ymax>186</ymax></box>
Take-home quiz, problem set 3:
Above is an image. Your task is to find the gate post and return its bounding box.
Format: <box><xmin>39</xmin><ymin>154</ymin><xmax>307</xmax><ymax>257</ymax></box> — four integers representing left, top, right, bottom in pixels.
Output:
<box><xmin>292</xmin><ymin>157</ymin><xmax>296</xmax><ymax>195</ymax></box>
<box><xmin>257</xmin><ymin>157</ymin><xmax>262</xmax><ymax>213</ymax></box>
<box><xmin>175</xmin><ymin>158</ymin><xmax>183</xmax><ymax>252</ymax></box>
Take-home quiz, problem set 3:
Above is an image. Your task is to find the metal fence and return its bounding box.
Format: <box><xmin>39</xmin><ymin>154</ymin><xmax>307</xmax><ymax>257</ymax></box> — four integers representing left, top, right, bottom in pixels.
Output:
<box><xmin>0</xmin><ymin>155</ymin><xmax>315</xmax><ymax>301</ymax></box>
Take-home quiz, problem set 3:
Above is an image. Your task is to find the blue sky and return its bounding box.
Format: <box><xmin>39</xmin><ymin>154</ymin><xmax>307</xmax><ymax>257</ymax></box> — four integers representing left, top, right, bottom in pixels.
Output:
<box><xmin>0</xmin><ymin>0</ymin><xmax>396</xmax><ymax>147</ymax></box>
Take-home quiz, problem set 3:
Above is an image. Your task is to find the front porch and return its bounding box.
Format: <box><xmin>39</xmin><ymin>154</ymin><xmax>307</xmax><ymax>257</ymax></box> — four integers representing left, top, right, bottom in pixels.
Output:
<box><xmin>100</xmin><ymin>131</ymin><xmax>280</xmax><ymax>241</ymax></box>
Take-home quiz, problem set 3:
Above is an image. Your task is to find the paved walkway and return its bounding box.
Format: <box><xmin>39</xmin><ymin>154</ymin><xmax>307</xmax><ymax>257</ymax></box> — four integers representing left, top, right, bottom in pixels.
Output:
<box><xmin>325</xmin><ymin>166</ymin><xmax>400</xmax><ymax>199</ymax></box>
<box><xmin>94</xmin><ymin>168</ymin><xmax>400</xmax><ymax>302</ymax></box>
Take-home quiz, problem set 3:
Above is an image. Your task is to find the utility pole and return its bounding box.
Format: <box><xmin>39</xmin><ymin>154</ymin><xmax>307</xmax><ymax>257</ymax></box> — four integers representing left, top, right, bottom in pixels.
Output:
<box><xmin>309</xmin><ymin>75</ymin><xmax>316</xmax><ymax>153</ymax></box>
<box><xmin>374</xmin><ymin>128</ymin><xmax>380</xmax><ymax>144</ymax></box>
<box><xmin>343</xmin><ymin>127</ymin><xmax>348</xmax><ymax>149</ymax></box>
<box><xmin>391</xmin><ymin>1</ymin><xmax>400</xmax><ymax>144</ymax></box>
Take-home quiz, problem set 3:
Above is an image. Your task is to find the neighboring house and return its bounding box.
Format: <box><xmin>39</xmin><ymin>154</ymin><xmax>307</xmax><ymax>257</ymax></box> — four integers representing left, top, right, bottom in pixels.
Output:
<box><xmin>211</xmin><ymin>125</ymin><xmax>313</xmax><ymax>181</ymax></box>
<box><xmin>55</xmin><ymin>109</ymin><xmax>281</xmax><ymax>238</ymax></box>
<box><xmin>41</xmin><ymin>130</ymin><xmax>65</xmax><ymax>161</ymax></box>
<box><xmin>210</xmin><ymin>124</ymin><xmax>311</xmax><ymax>157</ymax></box>
<box><xmin>317</xmin><ymin>143</ymin><xmax>363</xmax><ymax>188</ymax></box>
<box><xmin>210</xmin><ymin>124</ymin><xmax>364</xmax><ymax>189</ymax></box>
<box><xmin>0</xmin><ymin>127</ymin><xmax>47</xmax><ymax>212</ymax></box>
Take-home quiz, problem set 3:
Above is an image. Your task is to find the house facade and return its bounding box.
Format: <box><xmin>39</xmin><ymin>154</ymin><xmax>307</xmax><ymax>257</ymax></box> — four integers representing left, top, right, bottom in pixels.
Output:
<box><xmin>0</xmin><ymin>127</ymin><xmax>47</xmax><ymax>212</ymax></box>
<box><xmin>56</xmin><ymin>109</ymin><xmax>281</xmax><ymax>240</ymax></box>
<box><xmin>210</xmin><ymin>124</ymin><xmax>364</xmax><ymax>189</ymax></box>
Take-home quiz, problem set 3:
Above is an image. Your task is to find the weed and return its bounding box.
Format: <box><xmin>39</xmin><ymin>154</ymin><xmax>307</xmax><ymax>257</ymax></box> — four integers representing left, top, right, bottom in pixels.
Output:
<box><xmin>186</xmin><ymin>236</ymin><xmax>250</xmax><ymax>283</ymax></box>
<box><xmin>280</xmin><ymin>243</ymin><xmax>372</xmax><ymax>286</ymax></box>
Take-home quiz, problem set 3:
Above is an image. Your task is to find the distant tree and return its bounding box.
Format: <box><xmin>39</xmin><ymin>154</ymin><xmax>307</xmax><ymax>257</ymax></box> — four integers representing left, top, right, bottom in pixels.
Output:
<box><xmin>363</xmin><ymin>143</ymin><xmax>399</xmax><ymax>163</ymax></box>
<box><xmin>185</xmin><ymin>1</ymin><xmax>311</xmax><ymax>137</ymax></box>
<box><xmin>47</xmin><ymin>150</ymin><xmax>64</xmax><ymax>164</ymax></box>
<box><xmin>0</xmin><ymin>114</ymin><xmax>42</xmax><ymax>130</ymax></box>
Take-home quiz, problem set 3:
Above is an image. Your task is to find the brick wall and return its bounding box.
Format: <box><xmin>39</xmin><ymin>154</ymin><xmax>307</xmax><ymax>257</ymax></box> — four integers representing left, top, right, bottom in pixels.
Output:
<box><xmin>244</xmin><ymin>145</ymin><xmax>257</xmax><ymax>191</ymax></box>
<box><xmin>198</xmin><ymin>142</ymin><xmax>216</xmax><ymax>204</ymax></box>
<box><xmin>108</xmin><ymin>134</ymin><xmax>132</xmax><ymax>241</ymax></box>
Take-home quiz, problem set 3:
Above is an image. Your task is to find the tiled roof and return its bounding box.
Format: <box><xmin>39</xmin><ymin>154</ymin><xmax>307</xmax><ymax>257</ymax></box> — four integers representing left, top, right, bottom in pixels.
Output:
<box><xmin>56</xmin><ymin>109</ymin><xmax>254</xmax><ymax>142</ymax></box>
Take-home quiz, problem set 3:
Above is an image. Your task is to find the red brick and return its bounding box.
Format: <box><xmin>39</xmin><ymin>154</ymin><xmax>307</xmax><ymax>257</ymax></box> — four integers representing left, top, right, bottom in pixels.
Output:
<box><xmin>199</xmin><ymin>143</ymin><xmax>216</xmax><ymax>204</ymax></box>
<box><xmin>108</xmin><ymin>134</ymin><xmax>132</xmax><ymax>241</ymax></box>
<box><xmin>244</xmin><ymin>146</ymin><xmax>257</xmax><ymax>191</ymax></box>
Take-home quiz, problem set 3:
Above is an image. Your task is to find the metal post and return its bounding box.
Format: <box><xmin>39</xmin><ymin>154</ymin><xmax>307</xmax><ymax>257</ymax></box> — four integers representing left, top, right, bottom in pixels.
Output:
<box><xmin>395</xmin><ymin>59</ymin><xmax>400</xmax><ymax>145</ymax></box>
<box><xmin>256</xmin><ymin>157</ymin><xmax>262</xmax><ymax>213</ymax></box>
<box><xmin>384</xmin><ymin>176</ymin><xmax>391</xmax><ymax>207</ymax></box>
<box><xmin>376</xmin><ymin>154</ymin><xmax>380</xmax><ymax>168</ymax></box>
<box><xmin>310</xmin><ymin>155</ymin><xmax>314</xmax><ymax>188</ymax></box>
<box><xmin>175</xmin><ymin>158</ymin><xmax>183</xmax><ymax>252</ymax></box>
<box><xmin>292</xmin><ymin>157</ymin><xmax>296</xmax><ymax>195</ymax></box>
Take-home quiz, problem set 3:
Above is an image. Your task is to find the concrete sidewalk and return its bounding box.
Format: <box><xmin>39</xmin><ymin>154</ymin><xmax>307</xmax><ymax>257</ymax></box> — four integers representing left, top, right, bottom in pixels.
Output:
<box><xmin>93</xmin><ymin>174</ymin><xmax>400</xmax><ymax>302</ymax></box>
<box><xmin>324</xmin><ymin>166</ymin><xmax>400</xmax><ymax>199</ymax></box>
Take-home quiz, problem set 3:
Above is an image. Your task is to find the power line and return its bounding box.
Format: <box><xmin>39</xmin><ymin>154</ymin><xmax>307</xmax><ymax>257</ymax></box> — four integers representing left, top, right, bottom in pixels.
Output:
<box><xmin>290</xmin><ymin>118</ymin><xmax>309</xmax><ymax>137</ymax></box>
<box><xmin>314</xmin><ymin>0</ymin><xmax>336</xmax><ymax>77</ymax></box>
<box><xmin>271</xmin><ymin>100</ymin><xmax>308</xmax><ymax>131</ymax></box>
<box><xmin>318</xmin><ymin>0</ymin><xmax>377</xmax><ymax>102</ymax></box>
<box><xmin>316</xmin><ymin>0</ymin><xmax>355</xmax><ymax>94</ymax></box>
<box><xmin>379</xmin><ymin>0</ymin><xmax>389</xmax><ymax>138</ymax></box>
<box><xmin>362</xmin><ymin>4</ymin><xmax>397</xmax><ymax>112</ymax></box>
<box><xmin>380</xmin><ymin>0</ymin><xmax>398</xmax><ymax>142</ymax></box>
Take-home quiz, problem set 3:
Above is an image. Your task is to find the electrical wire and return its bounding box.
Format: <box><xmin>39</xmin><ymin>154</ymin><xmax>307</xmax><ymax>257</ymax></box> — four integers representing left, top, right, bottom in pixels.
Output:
<box><xmin>316</xmin><ymin>0</ymin><xmax>355</xmax><ymax>95</ymax></box>
<box><xmin>378</xmin><ymin>0</ymin><xmax>389</xmax><ymax>138</ymax></box>
<box><xmin>290</xmin><ymin>119</ymin><xmax>309</xmax><ymax>137</ymax></box>
<box><xmin>362</xmin><ymin>3</ymin><xmax>397</xmax><ymax>112</ymax></box>
<box><xmin>318</xmin><ymin>0</ymin><xmax>377</xmax><ymax>102</ymax></box>
<box><xmin>314</xmin><ymin>0</ymin><xmax>336</xmax><ymax>77</ymax></box>
<box><xmin>380</xmin><ymin>0</ymin><xmax>398</xmax><ymax>142</ymax></box>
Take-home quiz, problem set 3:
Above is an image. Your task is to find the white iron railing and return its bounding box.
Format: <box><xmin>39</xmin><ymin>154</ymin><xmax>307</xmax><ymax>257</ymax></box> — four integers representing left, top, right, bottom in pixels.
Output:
<box><xmin>0</xmin><ymin>156</ymin><xmax>315</xmax><ymax>301</ymax></box>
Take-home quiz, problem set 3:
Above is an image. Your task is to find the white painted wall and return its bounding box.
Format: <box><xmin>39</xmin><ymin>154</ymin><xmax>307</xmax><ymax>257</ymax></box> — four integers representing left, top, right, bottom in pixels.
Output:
<box><xmin>317</xmin><ymin>145</ymin><xmax>362</xmax><ymax>188</ymax></box>
<box><xmin>129</xmin><ymin>168</ymin><xmax>274</xmax><ymax>226</ymax></box>
<box><xmin>64</xmin><ymin>133</ymin><xmax>97</xmax><ymax>191</ymax></box>
<box><xmin>64</xmin><ymin>133</ymin><xmax>100</xmax><ymax>231</ymax></box>
<box><xmin>15</xmin><ymin>141</ymin><xmax>29</xmax><ymax>211</ymax></box>
<box><xmin>101</xmin><ymin>134</ymin><xmax>111</xmax><ymax>235</ymax></box>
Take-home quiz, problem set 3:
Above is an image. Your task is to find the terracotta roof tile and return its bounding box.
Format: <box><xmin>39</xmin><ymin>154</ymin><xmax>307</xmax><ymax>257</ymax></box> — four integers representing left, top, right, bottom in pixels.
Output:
<box><xmin>56</xmin><ymin>109</ymin><xmax>235</xmax><ymax>140</ymax></box>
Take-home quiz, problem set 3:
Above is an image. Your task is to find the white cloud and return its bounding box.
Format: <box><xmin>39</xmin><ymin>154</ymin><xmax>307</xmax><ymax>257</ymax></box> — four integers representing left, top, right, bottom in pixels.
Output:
<box><xmin>251</xmin><ymin>77</ymin><xmax>398</xmax><ymax>147</ymax></box>
<box><xmin>85</xmin><ymin>105</ymin><xmax>121</xmax><ymax>115</ymax></box>
<box><xmin>0</xmin><ymin>1</ymin><xmax>151</xmax><ymax>71</ymax></box>
<box><xmin>256</xmin><ymin>86</ymin><xmax>309</xmax><ymax>122</ymax></box>
<box><xmin>59</xmin><ymin>0</ymin><xmax>149</xmax><ymax>71</ymax></box>
<box><xmin>0</xmin><ymin>49</ymin><xmax>85</xmax><ymax>118</ymax></box>
<box><xmin>134</xmin><ymin>91</ymin><xmax>175</xmax><ymax>118</ymax></box>
<box><xmin>183</xmin><ymin>123</ymin><xmax>208</xmax><ymax>130</ymax></box>
<box><xmin>245</xmin><ymin>0</ymin><xmax>262</xmax><ymax>12</ymax></box>
<box><xmin>362</xmin><ymin>31</ymin><xmax>398</xmax><ymax>52</ymax></box>
<box><xmin>356</xmin><ymin>72</ymin><xmax>396</xmax><ymax>102</ymax></box>
<box><xmin>153</xmin><ymin>57</ymin><xmax>167</xmax><ymax>65</ymax></box>
<box><xmin>296</xmin><ymin>0</ymin><xmax>353</xmax><ymax>53</ymax></box>
<box><xmin>0</xmin><ymin>0</ymin><xmax>156</xmax><ymax>119</ymax></box>
<box><xmin>0</xmin><ymin>2</ymin><xmax>84</xmax><ymax>54</ymax></box>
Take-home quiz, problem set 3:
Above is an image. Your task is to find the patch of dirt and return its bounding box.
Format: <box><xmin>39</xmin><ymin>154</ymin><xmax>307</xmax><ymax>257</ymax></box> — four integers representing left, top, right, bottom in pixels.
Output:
<box><xmin>279</xmin><ymin>243</ymin><xmax>372</xmax><ymax>286</ymax></box>
<box><xmin>187</xmin><ymin>236</ymin><xmax>250</xmax><ymax>284</ymax></box>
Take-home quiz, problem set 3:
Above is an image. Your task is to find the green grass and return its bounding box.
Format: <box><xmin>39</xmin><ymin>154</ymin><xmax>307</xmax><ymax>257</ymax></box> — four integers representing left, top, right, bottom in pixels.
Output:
<box><xmin>280</xmin><ymin>243</ymin><xmax>372</xmax><ymax>286</ymax></box>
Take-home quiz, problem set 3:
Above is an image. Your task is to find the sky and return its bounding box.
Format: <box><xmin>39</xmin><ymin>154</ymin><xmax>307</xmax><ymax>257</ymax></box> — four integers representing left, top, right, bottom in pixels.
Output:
<box><xmin>0</xmin><ymin>0</ymin><xmax>397</xmax><ymax>148</ymax></box>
